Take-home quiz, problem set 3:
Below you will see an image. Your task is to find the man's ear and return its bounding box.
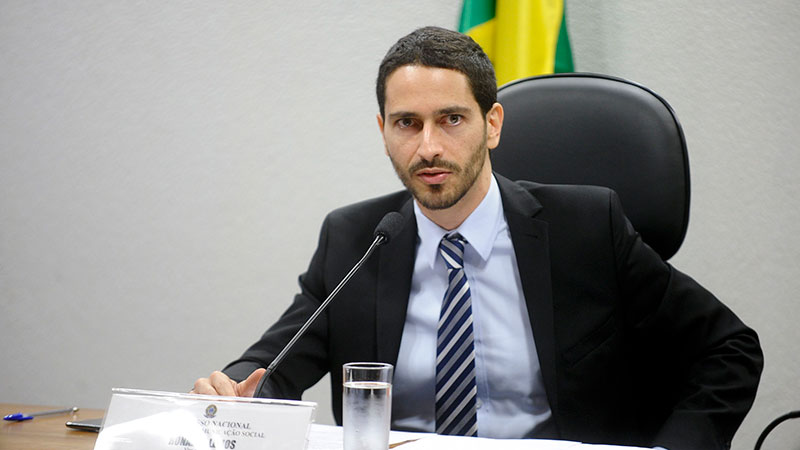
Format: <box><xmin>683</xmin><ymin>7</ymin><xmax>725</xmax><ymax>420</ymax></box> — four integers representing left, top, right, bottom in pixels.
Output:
<box><xmin>377</xmin><ymin>113</ymin><xmax>389</xmax><ymax>156</ymax></box>
<box><xmin>377</xmin><ymin>113</ymin><xmax>385</xmax><ymax>133</ymax></box>
<box><xmin>486</xmin><ymin>102</ymin><xmax>504</xmax><ymax>150</ymax></box>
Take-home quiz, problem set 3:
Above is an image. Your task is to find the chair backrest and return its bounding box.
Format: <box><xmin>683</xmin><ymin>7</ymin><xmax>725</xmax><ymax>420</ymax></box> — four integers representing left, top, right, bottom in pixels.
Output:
<box><xmin>492</xmin><ymin>73</ymin><xmax>690</xmax><ymax>260</ymax></box>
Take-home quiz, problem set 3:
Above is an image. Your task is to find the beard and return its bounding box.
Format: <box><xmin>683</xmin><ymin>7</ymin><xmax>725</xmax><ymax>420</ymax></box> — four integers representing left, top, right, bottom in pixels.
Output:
<box><xmin>389</xmin><ymin>132</ymin><xmax>489</xmax><ymax>211</ymax></box>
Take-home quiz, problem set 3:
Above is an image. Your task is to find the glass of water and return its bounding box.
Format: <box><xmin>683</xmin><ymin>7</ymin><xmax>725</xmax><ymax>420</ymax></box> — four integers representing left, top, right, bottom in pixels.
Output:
<box><xmin>343</xmin><ymin>362</ymin><xmax>393</xmax><ymax>450</ymax></box>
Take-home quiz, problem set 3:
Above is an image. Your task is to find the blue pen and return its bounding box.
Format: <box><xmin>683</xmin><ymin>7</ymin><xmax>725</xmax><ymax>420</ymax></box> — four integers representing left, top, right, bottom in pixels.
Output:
<box><xmin>4</xmin><ymin>407</ymin><xmax>79</xmax><ymax>421</ymax></box>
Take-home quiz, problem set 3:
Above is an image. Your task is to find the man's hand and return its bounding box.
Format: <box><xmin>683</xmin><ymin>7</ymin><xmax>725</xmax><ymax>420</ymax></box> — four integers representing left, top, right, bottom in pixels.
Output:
<box><xmin>191</xmin><ymin>368</ymin><xmax>266</xmax><ymax>397</ymax></box>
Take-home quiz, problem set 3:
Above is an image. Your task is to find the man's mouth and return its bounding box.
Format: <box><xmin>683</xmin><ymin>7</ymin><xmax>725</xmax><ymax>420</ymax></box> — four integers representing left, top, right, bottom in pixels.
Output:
<box><xmin>416</xmin><ymin>169</ymin><xmax>451</xmax><ymax>185</ymax></box>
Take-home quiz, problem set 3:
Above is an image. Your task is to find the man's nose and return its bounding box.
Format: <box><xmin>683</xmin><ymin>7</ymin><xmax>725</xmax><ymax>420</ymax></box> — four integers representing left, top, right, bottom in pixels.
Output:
<box><xmin>418</xmin><ymin>125</ymin><xmax>443</xmax><ymax>161</ymax></box>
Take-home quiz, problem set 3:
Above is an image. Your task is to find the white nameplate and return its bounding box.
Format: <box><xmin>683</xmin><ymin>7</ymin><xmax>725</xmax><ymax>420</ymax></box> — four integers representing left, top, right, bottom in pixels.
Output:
<box><xmin>94</xmin><ymin>388</ymin><xmax>316</xmax><ymax>450</ymax></box>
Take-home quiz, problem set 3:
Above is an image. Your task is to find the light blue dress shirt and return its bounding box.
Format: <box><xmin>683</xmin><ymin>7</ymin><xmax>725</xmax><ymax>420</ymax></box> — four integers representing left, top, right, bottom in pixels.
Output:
<box><xmin>392</xmin><ymin>176</ymin><xmax>554</xmax><ymax>438</ymax></box>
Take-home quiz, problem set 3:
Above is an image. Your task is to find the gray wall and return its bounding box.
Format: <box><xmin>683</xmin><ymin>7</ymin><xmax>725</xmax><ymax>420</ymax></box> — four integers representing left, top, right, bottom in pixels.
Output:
<box><xmin>1</xmin><ymin>1</ymin><xmax>797</xmax><ymax>449</ymax></box>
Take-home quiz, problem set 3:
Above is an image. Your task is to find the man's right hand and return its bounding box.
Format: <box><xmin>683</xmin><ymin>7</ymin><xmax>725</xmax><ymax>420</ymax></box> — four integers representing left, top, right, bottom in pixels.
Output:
<box><xmin>191</xmin><ymin>368</ymin><xmax>266</xmax><ymax>397</ymax></box>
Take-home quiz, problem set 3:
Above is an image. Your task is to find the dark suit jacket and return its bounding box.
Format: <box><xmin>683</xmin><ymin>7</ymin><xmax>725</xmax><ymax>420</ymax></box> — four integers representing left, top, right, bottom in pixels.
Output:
<box><xmin>224</xmin><ymin>174</ymin><xmax>762</xmax><ymax>450</ymax></box>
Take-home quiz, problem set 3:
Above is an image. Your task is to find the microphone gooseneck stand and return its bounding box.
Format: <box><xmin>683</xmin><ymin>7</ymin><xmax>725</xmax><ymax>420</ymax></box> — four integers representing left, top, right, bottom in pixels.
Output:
<box><xmin>253</xmin><ymin>211</ymin><xmax>404</xmax><ymax>398</ymax></box>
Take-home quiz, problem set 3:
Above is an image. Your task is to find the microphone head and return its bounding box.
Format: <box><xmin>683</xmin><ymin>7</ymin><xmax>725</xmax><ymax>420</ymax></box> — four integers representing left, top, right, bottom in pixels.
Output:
<box><xmin>373</xmin><ymin>211</ymin><xmax>405</xmax><ymax>245</ymax></box>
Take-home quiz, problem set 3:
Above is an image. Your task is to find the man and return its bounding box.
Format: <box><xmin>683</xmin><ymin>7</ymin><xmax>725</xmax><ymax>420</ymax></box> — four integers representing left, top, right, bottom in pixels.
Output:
<box><xmin>193</xmin><ymin>27</ymin><xmax>762</xmax><ymax>449</ymax></box>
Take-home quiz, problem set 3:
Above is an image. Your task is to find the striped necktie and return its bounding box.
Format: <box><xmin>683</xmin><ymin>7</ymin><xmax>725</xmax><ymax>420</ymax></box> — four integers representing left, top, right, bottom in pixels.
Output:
<box><xmin>435</xmin><ymin>233</ymin><xmax>478</xmax><ymax>436</ymax></box>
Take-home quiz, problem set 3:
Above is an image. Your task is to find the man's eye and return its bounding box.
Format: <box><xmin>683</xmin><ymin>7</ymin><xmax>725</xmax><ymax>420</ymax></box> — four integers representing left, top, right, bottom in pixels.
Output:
<box><xmin>397</xmin><ymin>118</ymin><xmax>415</xmax><ymax>128</ymax></box>
<box><xmin>446</xmin><ymin>114</ymin><xmax>462</xmax><ymax>125</ymax></box>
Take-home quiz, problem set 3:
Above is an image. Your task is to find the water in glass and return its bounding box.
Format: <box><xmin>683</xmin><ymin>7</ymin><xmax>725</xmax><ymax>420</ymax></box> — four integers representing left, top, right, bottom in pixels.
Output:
<box><xmin>343</xmin><ymin>380</ymin><xmax>391</xmax><ymax>450</ymax></box>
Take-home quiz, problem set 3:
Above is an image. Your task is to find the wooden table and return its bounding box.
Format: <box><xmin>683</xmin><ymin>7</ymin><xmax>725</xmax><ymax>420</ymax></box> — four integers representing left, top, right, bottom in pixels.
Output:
<box><xmin>0</xmin><ymin>403</ymin><xmax>103</xmax><ymax>449</ymax></box>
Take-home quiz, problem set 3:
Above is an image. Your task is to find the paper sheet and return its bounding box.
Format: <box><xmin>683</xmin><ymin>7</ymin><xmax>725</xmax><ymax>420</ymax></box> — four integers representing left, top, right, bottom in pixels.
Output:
<box><xmin>307</xmin><ymin>424</ymin><xmax>429</xmax><ymax>450</ymax></box>
<box><xmin>306</xmin><ymin>424</ymin><xmax>649</xmax><ymax>450</ymax></box>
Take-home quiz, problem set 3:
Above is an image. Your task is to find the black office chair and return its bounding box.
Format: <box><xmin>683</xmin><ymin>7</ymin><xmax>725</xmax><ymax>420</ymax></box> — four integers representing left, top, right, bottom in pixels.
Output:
<box><xmin>492</xmin><ymin>73</ymin><xmax>690</xmax><ymax>261</ymax></box>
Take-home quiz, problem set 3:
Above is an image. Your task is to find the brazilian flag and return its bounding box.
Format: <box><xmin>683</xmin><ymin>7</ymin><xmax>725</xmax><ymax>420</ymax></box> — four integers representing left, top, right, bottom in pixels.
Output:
<box><xmin>459</xmin><ymin>0</ymin><xmax>574</xmax><ymax>86</ymax></box>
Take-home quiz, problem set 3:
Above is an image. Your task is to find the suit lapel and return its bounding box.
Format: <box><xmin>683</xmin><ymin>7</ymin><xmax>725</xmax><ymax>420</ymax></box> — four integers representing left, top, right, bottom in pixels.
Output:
<box><xmin>375</xmin><ymin>198</ymin><xmax>417</xmax><ymax>366</ymax></box>
<box><xmin>496</xmin><ymin>175</ymin><xmax>560</xmax><ymax>418</ymax></box>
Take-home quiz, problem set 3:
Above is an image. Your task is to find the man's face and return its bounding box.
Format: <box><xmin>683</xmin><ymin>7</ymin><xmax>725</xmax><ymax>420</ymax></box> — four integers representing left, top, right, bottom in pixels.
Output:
<box><xmin>377</xmin><ymin>65</ymin><xmax>502</xmax><ymax>212</ymax></box>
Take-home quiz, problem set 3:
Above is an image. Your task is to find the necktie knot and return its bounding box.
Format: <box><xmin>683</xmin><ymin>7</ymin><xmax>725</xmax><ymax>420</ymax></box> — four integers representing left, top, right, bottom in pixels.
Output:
<box><xmin>439</xmin><ymin>233</ymin><xmax>466</xmax><ymax>270</ymax></box>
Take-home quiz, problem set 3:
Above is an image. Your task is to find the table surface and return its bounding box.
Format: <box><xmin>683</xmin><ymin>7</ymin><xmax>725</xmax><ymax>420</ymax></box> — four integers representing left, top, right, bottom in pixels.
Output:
<box><xmin>1</xmin><ymin>402</ymin><xmax>646</xmax><ymax>450</ymax></box>
<box><xmin>0</xmin><ymin>402</ymin><xmax>103</xmax><ymax>449</ymax></box>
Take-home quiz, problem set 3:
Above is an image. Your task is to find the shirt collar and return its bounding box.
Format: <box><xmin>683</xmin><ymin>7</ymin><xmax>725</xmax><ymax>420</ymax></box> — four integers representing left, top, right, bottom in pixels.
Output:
<box><xmin>413</xmin><ymin>175</ymin><xmax>504</xmax><ymax>270</ymax></box>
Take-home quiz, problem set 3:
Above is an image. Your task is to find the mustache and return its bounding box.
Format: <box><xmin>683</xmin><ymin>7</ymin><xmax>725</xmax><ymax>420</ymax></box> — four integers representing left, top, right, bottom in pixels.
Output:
<box><xmin>408</xmin><ymin>157</ymin><xmax>460</xmax><ymax>174</ymax></box>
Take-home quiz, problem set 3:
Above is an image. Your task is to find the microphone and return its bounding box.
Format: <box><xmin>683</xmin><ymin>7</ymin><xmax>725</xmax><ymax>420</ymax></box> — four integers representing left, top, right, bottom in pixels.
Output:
<box><xmin>373</xmin><ymin>211</ymin><xmax>404</xmax><ymax>245</ymax></box>
<box><xmin>254</xmin><ymin>211</ymin><xmax>405</xmax><ymax>398</ymax></box>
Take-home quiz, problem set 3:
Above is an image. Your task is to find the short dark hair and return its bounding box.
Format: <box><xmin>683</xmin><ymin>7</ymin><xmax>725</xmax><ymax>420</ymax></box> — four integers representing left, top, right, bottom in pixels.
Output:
<box><xmin>376</xmin><ymin>26</ymin><xmax>497</xmax><ymax>118</ymax></box>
